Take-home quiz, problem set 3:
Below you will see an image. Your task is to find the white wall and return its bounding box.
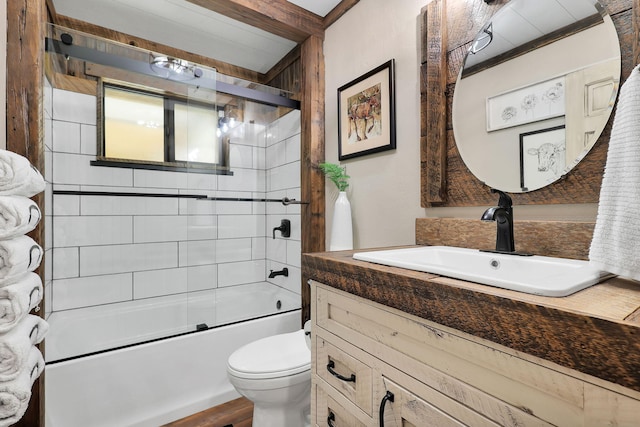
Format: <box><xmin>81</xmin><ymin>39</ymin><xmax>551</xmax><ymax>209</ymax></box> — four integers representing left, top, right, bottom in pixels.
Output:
<box><xmin>324</xmin><ymin>0</ymin><xmax>599</xmax><ymax>250</ymax></box>
<box><xmin>324</xmin><ymin>0</ymin><xmax>427</xmax><ymax>249</ymax></box>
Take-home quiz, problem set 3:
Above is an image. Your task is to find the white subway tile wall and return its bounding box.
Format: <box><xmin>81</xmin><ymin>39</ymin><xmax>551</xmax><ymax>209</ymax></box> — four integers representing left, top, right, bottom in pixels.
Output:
<box><xmin>45</xmin><ymin>89</ymin><xmax>301</xmax><ymax>339</ymax></box>
<box><xmin>51</xmin><ymin>90</ymin><xmax>97</xmax><ymax>125</ymax></box>
<box><xmin>265</xmin><ymin>110</ymin><xmax>302</xmax><ymax>294</ymax></box>
<box><xmin>52</xmin><ymin>273</ymin><xmax>133</xmax><ymax>311</ymax></box>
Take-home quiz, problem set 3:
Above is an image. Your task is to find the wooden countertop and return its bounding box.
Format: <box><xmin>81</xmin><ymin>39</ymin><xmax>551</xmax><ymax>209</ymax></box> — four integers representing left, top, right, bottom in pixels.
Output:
<box><xmin>302</xmin><ymin>246</ymin><xmax>640</xmax><ymax>393</ymax></box>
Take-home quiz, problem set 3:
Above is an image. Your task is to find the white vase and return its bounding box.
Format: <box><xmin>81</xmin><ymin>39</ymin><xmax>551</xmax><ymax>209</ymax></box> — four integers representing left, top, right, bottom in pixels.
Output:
<box><xmin>329</xmin><ymin>191</ymin><xmax>353</xmax><ymax>251</ymax></box>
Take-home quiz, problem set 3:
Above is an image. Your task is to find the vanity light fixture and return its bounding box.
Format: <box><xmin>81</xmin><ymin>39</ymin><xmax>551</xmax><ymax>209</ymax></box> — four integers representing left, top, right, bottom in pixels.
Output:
<box><xmin>217</xmin><ymin>109</ymin><xmax>241</xmax><ymax>137</ymax></box>
<box><xmin>469</xmin><ymin>23</ymin><xmax>493</xmax><ymax>54</ymax></box>
<box><xmin>149</xmin><ymin>54</ymin><xmax>203</xmax><ymax>80</ymax></box>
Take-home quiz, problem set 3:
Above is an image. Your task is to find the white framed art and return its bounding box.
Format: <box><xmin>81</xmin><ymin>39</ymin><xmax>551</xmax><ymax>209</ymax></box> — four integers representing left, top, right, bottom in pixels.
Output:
<box><xmin>487</xmin><ymin>76</ymin><xmax>565</xmax><ymax>131</ymax></box>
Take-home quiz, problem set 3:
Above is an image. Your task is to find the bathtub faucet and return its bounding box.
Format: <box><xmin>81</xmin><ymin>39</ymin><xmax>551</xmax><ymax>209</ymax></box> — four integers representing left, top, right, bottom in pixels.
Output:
<box><xmin>268</xmin><ymin>268</ymin><xmax>289</xmax><ymax>279</ymax></box>
<box><xmin>481</xmin><ymin>189</ymin><xmax>515</xmax><ymax>253</ymax></box>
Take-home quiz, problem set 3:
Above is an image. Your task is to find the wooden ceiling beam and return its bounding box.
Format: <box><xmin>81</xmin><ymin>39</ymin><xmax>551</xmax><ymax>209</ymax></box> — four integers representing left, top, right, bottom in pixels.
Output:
<box><xmin>186</xmin><ymin>0</ymin><xmax>324</xmax><ymax>43</ymax></box>
<box><xmin>323</xmin><ymin>0</ymin><xmax>359</xmax><ymax>28</ymax></box>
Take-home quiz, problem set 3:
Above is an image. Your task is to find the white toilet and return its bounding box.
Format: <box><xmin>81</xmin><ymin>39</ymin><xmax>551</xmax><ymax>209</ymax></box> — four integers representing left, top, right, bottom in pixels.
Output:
<box><xmin>227</xmin><ymin>323</ymin><xmax>312</xmax><ymax>427</ymax></box>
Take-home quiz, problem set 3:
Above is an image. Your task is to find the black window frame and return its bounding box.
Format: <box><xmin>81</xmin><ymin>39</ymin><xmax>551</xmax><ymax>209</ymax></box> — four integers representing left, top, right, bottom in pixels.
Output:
<box><xmin>93</xmin><ymin>82</ymin><xmax>231</xmax><ymax>175</ymax></box>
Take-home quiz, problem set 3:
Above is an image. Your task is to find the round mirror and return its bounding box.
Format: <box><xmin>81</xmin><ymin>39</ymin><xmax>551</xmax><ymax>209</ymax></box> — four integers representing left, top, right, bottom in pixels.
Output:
<box><xmin>452</xmin><ymin>0</ymin><xmax>621</xmax><ymax>193</ymax></box>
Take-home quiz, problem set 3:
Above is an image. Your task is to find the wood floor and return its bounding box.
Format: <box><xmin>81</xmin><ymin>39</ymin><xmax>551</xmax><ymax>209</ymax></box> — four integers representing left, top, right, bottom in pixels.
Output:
<box><xmin>162</xmin><ymin>397</ymin><xmax>253</xmax><ymax>427</ymax></box>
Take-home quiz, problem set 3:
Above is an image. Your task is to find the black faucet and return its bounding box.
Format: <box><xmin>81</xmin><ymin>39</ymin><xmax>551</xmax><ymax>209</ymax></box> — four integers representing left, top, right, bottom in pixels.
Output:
<box><xmin>272</xmin><ymin>219</ymin><xmax>291</xmax><ymax>239</ymax></box>
<box><xmin>268</xmin><ymin>268</ymin><xmax>288</xmax><ymax>278</ymax></box>
<box><xmin>481</xmin><ymin>189</ymin><xmax>515</xmax><ymax>253</ymax></box>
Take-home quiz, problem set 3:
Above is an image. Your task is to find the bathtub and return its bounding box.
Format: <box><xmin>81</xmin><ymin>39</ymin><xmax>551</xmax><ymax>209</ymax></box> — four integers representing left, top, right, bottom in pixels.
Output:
<box><xmin>44</xmin><ymin>283</ymin><xmax>301</xmax><ymax>427</ymax></box>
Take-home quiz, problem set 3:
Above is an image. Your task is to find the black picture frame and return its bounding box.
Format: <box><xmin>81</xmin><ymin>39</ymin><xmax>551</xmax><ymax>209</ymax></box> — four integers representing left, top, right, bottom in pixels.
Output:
<box><xmin>337</xmin><ymin>59</ymin><xmax>396</xmax><ymax>161</ymax></box>
<box><xmin>519</xmin><ymin>125</ymin><xmax>566</xmax><ymax>191</ymax></box>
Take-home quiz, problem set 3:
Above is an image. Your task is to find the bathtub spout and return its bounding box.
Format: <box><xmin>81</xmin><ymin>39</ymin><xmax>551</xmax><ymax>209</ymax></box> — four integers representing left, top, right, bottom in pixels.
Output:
<box><xmin>268</xmin><ymin>268</ymin><xmax>288</xmax><ymax>278</ymax></box>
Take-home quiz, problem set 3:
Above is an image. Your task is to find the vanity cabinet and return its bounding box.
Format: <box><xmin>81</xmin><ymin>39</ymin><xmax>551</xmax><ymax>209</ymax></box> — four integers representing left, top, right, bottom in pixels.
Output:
<box><xmin>310</xmin><ymin>280</ymin><xmax>640</xmax><ymax>427</ymax></box>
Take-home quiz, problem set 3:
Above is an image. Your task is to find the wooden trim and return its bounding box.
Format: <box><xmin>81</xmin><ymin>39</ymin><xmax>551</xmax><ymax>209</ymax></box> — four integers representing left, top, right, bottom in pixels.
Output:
<box><xmin>262</xmin><ymin>45</ymin><xmax>301</xmax><ymax>87</ymax></box>
<box><xmin>85</xmin><ymin>63</ymin><xmax>190</xmax><ymax>97</ymax></box>
<box><xmin>186</xmin><ymin>0</ymin><xmax>324</xmax><ymax>42</ymax></box>
<box><xmin>7</xmin><ymin>0</ymin><xmax>46</xmax><ymax>425</ymax></box>
<box><xmin>47</xmin><ymin>73</ymin><xmax>97</xmax><ymax>95</ymax></box>
<box><xmin>54</xmin><ymin>15</ymin><xmax>263</xmax><ymax>82</ymax></box>
<box><xmin>626</xmin><ymin>306</ymin><xmax>640</xmax><ymax>323</ymax></box>
<box><xmin>45</xmin><ymin>0</ymin><xmax>57</xmax><ymax>22</ymax></box>
<box><xmin>635</xmin><ymin>0</ymin><xmax>640</xmax><ymax>66</ymax></box>
<box><xmin>415</xmin><ymin>217</ymin><xmax>595</xmax><ymax>260</ymax></box>
<box><xmin>323</xmin><ymin>0</ymin><xmax>360</xmax><ymax>28</ymax></box>
<box><xmin>421</xmin><ymin>0</ymin><xmax>447</xmax><ymax>205</ymax></box>
<box><xmin>300</xmin><ymin>35</ymin><xmax>326</xmax><ymax>326</ymax></box>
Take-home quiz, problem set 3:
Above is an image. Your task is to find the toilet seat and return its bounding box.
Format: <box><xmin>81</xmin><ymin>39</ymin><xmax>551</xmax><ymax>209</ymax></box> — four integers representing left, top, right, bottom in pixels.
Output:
<box><xmin>227</xmin><ymin>329</ymin><xmax>310</xmax><ymax>380</ymax></box>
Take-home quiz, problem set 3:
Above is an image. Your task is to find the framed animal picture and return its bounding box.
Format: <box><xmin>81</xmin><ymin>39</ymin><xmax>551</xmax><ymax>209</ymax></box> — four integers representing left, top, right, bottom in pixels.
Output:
<box><xmin>337</xmin><ymin>59</ymin><xmax>396</xmax><ymax>160</ymax></box>
<box><xmin>519</xmin><ymin>125</ymin><xmax>566</xmax><ymax>191</ymax></box>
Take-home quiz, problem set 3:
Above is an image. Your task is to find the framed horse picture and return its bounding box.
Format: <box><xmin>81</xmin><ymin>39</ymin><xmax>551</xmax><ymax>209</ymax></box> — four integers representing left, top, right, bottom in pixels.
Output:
<box><xmin>337</xmin><ymin>60</ymin><xmax>396</xmax><ymax>160</ymax></box>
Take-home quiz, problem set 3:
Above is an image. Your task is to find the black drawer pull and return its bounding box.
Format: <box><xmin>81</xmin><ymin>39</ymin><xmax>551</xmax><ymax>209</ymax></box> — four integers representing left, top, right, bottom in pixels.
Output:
<box><xmin>326</xmin><ymin>360</ymin><xmax>356</xmax><ymax>382</ymax></box>
<box><xmin>379</xmin><ymin>390</ymin><xmax>395</xmax><ymax>427</ymax></box>
<box><xmin>328</xmin><ymin>411</ymin><xmax>336</xmax><ymax>427</ymax></box>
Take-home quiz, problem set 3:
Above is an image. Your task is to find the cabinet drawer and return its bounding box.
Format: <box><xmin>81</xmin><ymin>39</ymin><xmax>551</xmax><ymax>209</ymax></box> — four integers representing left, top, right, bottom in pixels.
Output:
<box><xmin>380</xmin><ymin>377</ymin><xmax>468</xmax><ymax>427</ymax></box>
<box><xmin>315</xmin><ymin>383</ymin><xmax>368</xmax><ymax>427</ymax></box>
<box><xmin>316</xmin><ymin>336</ymin><xmax>373</xmax><ymax>416</ymax></box>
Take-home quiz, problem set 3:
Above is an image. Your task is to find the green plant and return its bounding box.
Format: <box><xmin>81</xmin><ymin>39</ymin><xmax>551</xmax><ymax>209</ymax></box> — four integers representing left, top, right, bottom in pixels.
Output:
<box><xmin>318</xmin><ymin>162</ymin><xmax>350</xmax><ymax>191</ymax></box>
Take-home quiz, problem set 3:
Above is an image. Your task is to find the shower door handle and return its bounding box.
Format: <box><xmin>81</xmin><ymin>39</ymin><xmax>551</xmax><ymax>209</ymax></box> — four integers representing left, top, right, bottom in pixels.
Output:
<box><xmin>326</xmin><ymin>360</ymin><xmax>356</xmax><ymax>382</ymax></box>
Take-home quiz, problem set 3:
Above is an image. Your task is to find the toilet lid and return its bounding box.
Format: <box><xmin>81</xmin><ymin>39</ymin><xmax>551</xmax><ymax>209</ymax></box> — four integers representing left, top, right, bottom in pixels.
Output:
<box><xmin>227</xmin><ymin>330</ymin><xmax>310</xmax><ymax>379</ymax></box>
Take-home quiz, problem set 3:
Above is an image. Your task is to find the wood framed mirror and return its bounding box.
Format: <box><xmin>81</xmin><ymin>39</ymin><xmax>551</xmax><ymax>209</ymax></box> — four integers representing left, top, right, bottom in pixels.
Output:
<box><xmin>420</xmin><ymin>0</ymin><xmax>639</xmax><ymax>206</ymax></box>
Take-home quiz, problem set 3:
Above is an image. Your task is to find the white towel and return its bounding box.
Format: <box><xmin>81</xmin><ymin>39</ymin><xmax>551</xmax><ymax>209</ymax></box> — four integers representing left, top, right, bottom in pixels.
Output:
<box><xmin>589</xmin><ymin>64</ymin><xmax>640</xmax><ymax>281</ymax></box>
<box><xmin>0</xmin><ymin>346</ymin><xmax>44</xmax><ymax>427</ymax></box>
<box><xmin>0</xmin><ymin>236</ymin><xmax>43</xmax><ymax>286</ymax></box>
<box><xmin>0</xmin><ymin>315</ymin><xmax>48</xmax><ymax>382</ymax></box>
<box><xmin>0</xmin><ymin>273</ymin><xmax>43</xmax><ymax>334</ymax></box>
<box><xmin>0</xmin><ymin>196</ymin><xmax>41</xmax><ymax>240</ymax></box>
<box><xmin>0</xmin><ymin>150</ymin><xmax>45</xmax><ymax>198</ymax></box>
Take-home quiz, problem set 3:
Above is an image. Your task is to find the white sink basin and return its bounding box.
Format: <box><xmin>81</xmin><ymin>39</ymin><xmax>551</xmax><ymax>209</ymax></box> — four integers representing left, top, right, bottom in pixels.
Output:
<box><xmin>353</xmin><ymin>246</ymin><xmax>612</xmax><ymax>297</ymax></box>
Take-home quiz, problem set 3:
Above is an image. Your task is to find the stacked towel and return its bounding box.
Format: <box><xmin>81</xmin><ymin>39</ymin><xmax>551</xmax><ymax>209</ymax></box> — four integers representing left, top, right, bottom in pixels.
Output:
<box><xmin>0</xmin><ymin>346</ymin><xmax>43</xmax><ymax>427</ymax></box>
<box><xmin>0</xmin><ymin>150</ymin><xmax>45</xmax><ymax>198</ymax></box>
<box><xmin>0</xmin><ymin>315</ymin><xmax>47</xmax><ymax>382</ymax></box>
<box><xmin>0</xmin><ymin>151</ymin><xmax>46</xmax><ymax>426</ymax></box>
<box><xmin>0</xmin><ymin>196</ymin><xmax>41</xmax><ymax>240</ymax></box>
<box><xmin>0</xmin><ymin>274</ymin><xmax>43</xmax><ymax>334</ymax></box>
<box><xmin>590</xmin><ymin>64</ymin><xmax>640</xmax><ymax>281</ymax></box>
<box><xmin>0</xmin><ymin>236</ymin><xmax>43</xmax><ymax>285</ymax></box>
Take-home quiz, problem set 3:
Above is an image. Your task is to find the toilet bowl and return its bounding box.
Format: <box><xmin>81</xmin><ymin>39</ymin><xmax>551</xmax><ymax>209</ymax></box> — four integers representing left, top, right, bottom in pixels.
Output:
<box><xmin>227</xmin><ymin>325</ymin><xmax>312</xmax><ymax>427</ymax></box>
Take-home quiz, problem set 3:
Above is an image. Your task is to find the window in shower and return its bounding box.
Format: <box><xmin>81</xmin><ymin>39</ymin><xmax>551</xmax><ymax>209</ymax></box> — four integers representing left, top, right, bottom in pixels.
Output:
<box><xmin>102</xmin><ymin>84</ymin><xmax>228</xmax><ymax>172</ymax></box>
